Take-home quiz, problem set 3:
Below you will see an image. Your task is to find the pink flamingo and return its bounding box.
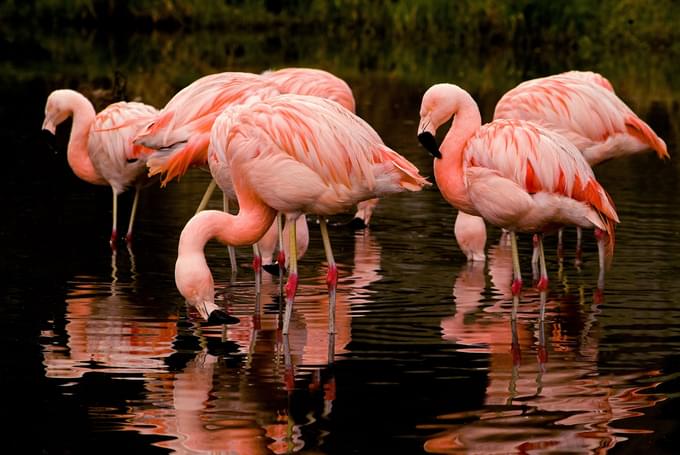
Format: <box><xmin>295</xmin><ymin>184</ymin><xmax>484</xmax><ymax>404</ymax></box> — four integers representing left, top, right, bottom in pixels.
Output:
<box><xmin>135</xmin><ymin>69</ymin><xmax>363</xmax><ymax>277</ymax></box>
<box><xmin>417</xmin><ymin>83</ymin><xmax>619</xmax><ymax>317</ymax></box>
<box><xmin>42</xmin><ymin>89</ymin><xmax>158</xmax><ymax>246</ymax></box>
<box><xmin>262</xmin><ymin>67</ymin><xmax>379</xmax><ymax>230</ymax></box>
<box><xmin>454</xmin><ymin>70</ymin><xmax>667</xmax><ymax>263</ymax></box>
<box><xmin>176</xmin><ymin>94</ymin><xmax>429</xmax><ymax>330</ymax></box>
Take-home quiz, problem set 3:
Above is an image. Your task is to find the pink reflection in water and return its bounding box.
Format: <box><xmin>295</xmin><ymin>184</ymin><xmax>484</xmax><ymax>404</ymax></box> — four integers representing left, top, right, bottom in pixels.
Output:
<box><xmin>122</xmin><ymin>230</ymin><xmax>382</xmax><ymax>453</ymax></box>
<box><xmin>430</xmin><ymin>238</ymin><xmax>665</xmax><ymax>454</ymax></box>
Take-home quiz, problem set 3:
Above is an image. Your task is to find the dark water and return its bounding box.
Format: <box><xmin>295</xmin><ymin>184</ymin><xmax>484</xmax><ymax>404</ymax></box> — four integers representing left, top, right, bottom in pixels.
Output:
<box><xmin>2</xmin><ymin>29</ymin><xmax>679</xmax><ymax>454</ymax></box>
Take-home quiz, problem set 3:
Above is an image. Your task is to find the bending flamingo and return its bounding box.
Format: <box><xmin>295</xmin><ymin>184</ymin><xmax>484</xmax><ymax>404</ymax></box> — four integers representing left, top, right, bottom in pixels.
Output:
<box><xmin>176</xmin><ymin>94</ymin><xmax>429</xmax><ymax>331</ymax></box>
<box><xmin>454</xmin><ymin>70</ymin><xmax>667</xmax><ymax>263</ymax></box>
<box><xmin>42</xmin><ymin>89</ymin><xmax>158</xmax><ymax>246</ymax></box>
<box><xmin>417</xmin><ymin>83</ymin><xmax>619</xmax><ymax>317</ymax></box>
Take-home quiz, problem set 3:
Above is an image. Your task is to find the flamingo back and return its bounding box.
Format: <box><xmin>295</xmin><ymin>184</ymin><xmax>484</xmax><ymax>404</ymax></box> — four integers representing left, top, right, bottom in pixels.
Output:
<box><xmin>262</xmin><ymin>67</ymin><xmax>356</xmax><ymax>113</ymax></box>
<box><xmin>494</xmin><ymin>73</ymin><xmax>668</xmax><ymax>164</ymax></box>
<box><xmin>211</xmin><ymin>94</ymin><xmax>429</xmax><ymax>216</ymax></box>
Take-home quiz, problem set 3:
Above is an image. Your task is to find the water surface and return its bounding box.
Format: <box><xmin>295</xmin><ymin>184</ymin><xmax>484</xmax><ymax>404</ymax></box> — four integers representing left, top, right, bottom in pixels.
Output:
<box><xmin>2</xmin><ymin>28</ymin><xmax>679</xmax><ymax>454</ymax></box>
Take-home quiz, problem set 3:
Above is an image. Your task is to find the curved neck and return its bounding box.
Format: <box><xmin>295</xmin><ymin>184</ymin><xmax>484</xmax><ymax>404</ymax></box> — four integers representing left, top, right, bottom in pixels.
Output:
<box><xmin>435</xmin><ymin>96</ymin><xmax>482</xmax><ymax>213</ymax></box>
<box><xmin>178</xmin><ymin>192</ymin><xmax>278</xmax><ymax>258</ymax></box>
<box><xmin>65</xmin><ymin>92</ymin><xmax>106</xmax><ymax>185</ymax></box>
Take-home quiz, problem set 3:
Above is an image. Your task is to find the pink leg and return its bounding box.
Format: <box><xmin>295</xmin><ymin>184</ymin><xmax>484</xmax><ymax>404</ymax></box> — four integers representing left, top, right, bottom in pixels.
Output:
<box><xmin>282</xmin><ymin>219</ymin><xmax>299</xmax><ymax>335</ymax></box>
<box><xmin>125</xmin><ymin>187</ymin><xmax>140</xmax><ymax>245</ymax></box>
<box><xmin>252</xmin><ymin>244</ymin><xmax>262</xmax><ymax>295</ymax></box>
<box><xmin>575</xmin><ymin>226</ymin><xmax>583</xmax><ymax>268</ymax></box>
<box><xmin>319</xmin><ymin>219</ymin><xmax>338</xmax><ymax>335</ymax></box>
<box><xmin>510</xmin><ymin>232</ymin><xmax>522</xmax><ymax>320</ymax></box>
<box><xmin>110</xmin><ymin>189</ymin><xmax>118</xmax><ymax>248</ymax></box>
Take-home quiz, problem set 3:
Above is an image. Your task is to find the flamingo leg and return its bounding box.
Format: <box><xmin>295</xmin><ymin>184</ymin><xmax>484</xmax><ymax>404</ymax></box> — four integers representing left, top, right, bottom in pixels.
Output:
<box><xmin>223</xmin><ymin>195</ymin><xmax>238</xmax><ymax>273</ymax></box>
<box><xmin>110</xmin><ymin>189</ymin><xmax>118</xmax><ymax>247</ymax></box>
<box><xmin>536</xmin><ymin>234</ymin><xmax>549</xmax><ymax>292</ymax></box>
<box><xmin>125</xmin><ymin>186</ymin><xmax>140</xmax><ymax>244</ymax></box>
<box><xmin>595</xmin><ymin>228</ymin><xmax>606</xmax><ymax>292</ymax></box>
<box><xmin>195</xmin><ymin>178</ymin><xmax>217</xmax><ymax>214</ymax></box>
<box><xmin>531</xmin><ymin>234</ymin><xmax>539</xmax><ymax>283</ymax></box>
<box><xmin>575</xmin><ymin>226</ymin><xmax>583</xmax><ymax>268</ymax></box>
<box><xmin>319</xmin><ymin>218</ymin><xmax>338</xmax><ymax>335</ymax></box>
<box><xmin>277</xmin><ymin>213</ymin><xmax>286</xmax><ymax>275</ymax></box>
<box><xmin>282</xmin><ymin>219</ymin><xmax>298</xmax><ymax>335</ymax></box>
<box><xmin>510</xmin><ymin>231</ymin><xmax>522</xmax><ymax>320</ymax></box>
<box><xmin>557</xmin><ymin>228</ymin><xmax>564</xmax><ymax>261</ymax></box>
<box><xmin>252</xmin><ymin>243</ymin><xmax>262</xmax><ymax>295</ymax></box>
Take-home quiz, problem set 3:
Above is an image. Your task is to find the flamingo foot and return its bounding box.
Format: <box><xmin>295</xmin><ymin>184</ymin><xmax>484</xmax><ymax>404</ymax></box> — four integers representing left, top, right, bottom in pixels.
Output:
<box><xmin>125</xmin><ymin>231</ymin><xmax>133</xmax><ymax>245</ymax></box>
<box><xmin>206</xmin><ymin>309</ymin><xmax>240</xmax><ymax>325</ymax></box>
<box><xmin>110</xmin><ymin>229</ymin><xmax>118</xmax><ymax>247</ymax></box>
<box><xmin>536</xmin><ymin>276</ymin><xmax>549</xmax><ymax>291</ymax></box>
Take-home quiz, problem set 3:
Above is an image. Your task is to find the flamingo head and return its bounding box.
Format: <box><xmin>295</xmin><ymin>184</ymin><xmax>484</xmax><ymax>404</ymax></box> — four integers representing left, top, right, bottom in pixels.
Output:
<box><xmin>175</xmin><ymin>251</ymin><xmax>216</xmax><ymax>320</ymax></box>
<box><xmin>417</xmin><ymin>83</ymin><xmax>467</xmax><ymax>158</ymax></box>
<box><xmin>42</xmin><ymin>90</ymin><xmax>76</xmax><ymax>134</ymax></box>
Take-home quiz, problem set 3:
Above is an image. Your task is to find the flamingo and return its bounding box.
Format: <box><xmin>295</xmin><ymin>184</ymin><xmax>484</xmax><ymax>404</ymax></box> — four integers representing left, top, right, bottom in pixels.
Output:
<box><xmin>134</xmin><ymin>69</ymin><xmax>363</xmax><ymax>277</ymax></box>
<box><xmin>176</xmin><ymin>94</ymin><xmax>429</xmax><ymax>331</ymax></box>
<box><xmin>262</xmin><ymin>67</ymin><xmax>378</xmax><ymax>230</ymax></box>
<box><xmin>42</xmin><ymin>89</ymin><xmax>158</xmax><ymax>246</ymax></box>
<box><xmin>453</xmin><ymin>71</ymin><xmax>667</xmax><ymax>263</ymax></box>
<box><xmin>417</xmin><ymin>83</ymin><xmax>619</xmax><ymax>318</ymax></box>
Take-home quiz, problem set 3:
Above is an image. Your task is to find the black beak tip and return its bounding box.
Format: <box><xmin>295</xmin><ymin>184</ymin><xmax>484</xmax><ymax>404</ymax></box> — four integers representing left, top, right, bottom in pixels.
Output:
<box><xmin>417</xmin><ymin>132</ymin><xmax>442</xmax><ymax>159</ymax></box>
<box><xmin>206</xmin><ymin>309</ymin><xmax>240</xmax><ymax>325</ymax></box>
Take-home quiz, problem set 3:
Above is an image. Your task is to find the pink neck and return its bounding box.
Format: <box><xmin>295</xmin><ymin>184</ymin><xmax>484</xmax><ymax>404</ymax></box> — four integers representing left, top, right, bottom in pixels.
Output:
<box><xmin>178</xmin><ymin>191</ymin><xmax>277</xmax><ymax>258</ymax></box>
<box><xmin>65</xmin><ymin>93</ymin><xmax>107</xmax><ymax>185</ymax></box>
<box><xmin>435</xmin><ymin>99</ymin><xmax>482</xmax><ymax>214</ymax></box>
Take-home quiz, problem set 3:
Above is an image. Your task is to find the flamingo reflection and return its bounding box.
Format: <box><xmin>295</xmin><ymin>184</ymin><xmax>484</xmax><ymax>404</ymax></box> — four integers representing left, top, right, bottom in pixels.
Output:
<box><xmin>41</xmin><ymin>252</ymin><xmax>177</xmax><ymax>378</ymax></box>
<box><xmin>430</xmin><ymin>239</ymin><xmax>664</xmax><ymax>453</ymax></box>
<box><xmin>122</xmin><ymin>229</ymin><xmax>382</xmax><ymax>453</ymax></box>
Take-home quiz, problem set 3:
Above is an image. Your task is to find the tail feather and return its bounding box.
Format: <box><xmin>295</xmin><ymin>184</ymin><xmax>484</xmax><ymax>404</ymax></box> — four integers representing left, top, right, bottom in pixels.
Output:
<box><xmin>378</xmin><ymin>146</ymin><xmax>431</xmax><ymax>191</ymax></box>
<box><xmin>625</xmin><ymin>115</ymin><xmax>669</xmax><ymax>160</ymax></box>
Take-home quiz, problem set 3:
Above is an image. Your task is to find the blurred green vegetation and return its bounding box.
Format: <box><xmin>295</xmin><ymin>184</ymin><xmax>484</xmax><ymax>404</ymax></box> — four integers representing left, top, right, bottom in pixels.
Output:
<box><xmin>1</xmin><ymin>0</ymin><xmax>679</xmax><ymax>53</ymax></box>
<box><xmin>1</xmin><ymin>1</ymin><xmax>678</xmax><ymax>144</ymax></box>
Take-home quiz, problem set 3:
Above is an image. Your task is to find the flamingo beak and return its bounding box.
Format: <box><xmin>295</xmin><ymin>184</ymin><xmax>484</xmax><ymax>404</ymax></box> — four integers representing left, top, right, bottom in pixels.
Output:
<box><xmin>418</xmin><ymin>132</ymin><xmax>441</xmax><ymax>159</ymax></box>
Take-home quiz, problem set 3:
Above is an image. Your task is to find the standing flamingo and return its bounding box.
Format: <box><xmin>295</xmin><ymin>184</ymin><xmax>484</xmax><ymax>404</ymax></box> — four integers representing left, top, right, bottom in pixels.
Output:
<box><xmin>262</xmin><ymin>67</ymin><xmax>378</xmax><ymax>230</ymax></box>
<box><xmin>176</xmin><ymin>94</ymin><xmax>429</xmax><ymax>330</ymax></box>
<box><xmin>454</xmin><ymin>70</ymin><xmax>667</xmax><ymax>263</ymax></box>
<box><xmin>417</xmin><ymin>83</ymin><xmax>619</xmax><ymax>318</ymax></box>
<box><xmin>42</xmin><ymin>89</ymin><xmax>158</xmax><ymax>246</ymax></box>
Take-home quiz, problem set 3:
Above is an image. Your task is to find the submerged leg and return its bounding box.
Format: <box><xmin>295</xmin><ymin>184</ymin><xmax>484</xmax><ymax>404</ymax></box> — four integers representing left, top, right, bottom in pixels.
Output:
<box><xmin>195</xmin><ymin>179</ymin><xmax>217</xmax><ymax>214</ymax></box>
<box><xmin>282</xmin><ymin>219</ymin><xmax>299</xmax><ymax>335</ymax></box>
<box><xmin>125</xmin><ymin>186</ymin><xmax>140</xmax><ymax>244</ymax></box>
<box><xmin>510</xmin><ymin>231</ymin><xmax>522</xmax><ymax>320</ymax></box>
<box><xmin>319</xmin><ymin>218</ymin><xmax>338</xmax><ymax>335</ymax></box>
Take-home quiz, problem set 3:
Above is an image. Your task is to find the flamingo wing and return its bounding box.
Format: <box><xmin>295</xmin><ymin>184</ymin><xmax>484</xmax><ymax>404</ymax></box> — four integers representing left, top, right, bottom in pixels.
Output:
<box><xmin>212</xmin><ymin>95</ymin><xmax>428</xmax><ymax>215</ymax></box>
<box><xmin>494</xmin><ymin>75</ymin><xmax>667</xmax><ymax>162</ymax></box>
<box><xmin>262</xmin><ymin>67</ymin><xmax>356</xmax><ymax>113</ymax></box>
<box><xmin>465</xmin><ymin>119</ymin><xmax>619</xmax><ymax>224</ymax></box>
<box><xmin>88</xmin><ymin>101</ymin><xmax>158</xmax><ymax>193</ymax></box>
